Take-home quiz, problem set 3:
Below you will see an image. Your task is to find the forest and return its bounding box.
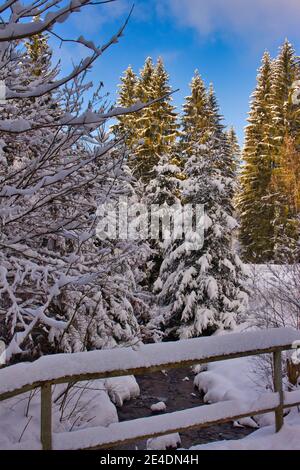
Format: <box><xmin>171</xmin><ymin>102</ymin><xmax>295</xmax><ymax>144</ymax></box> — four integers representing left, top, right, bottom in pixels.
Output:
<box><xmin>0</xmin><ymin>0</ymin><xmax>300</xmax><ymax>453</ymax></box>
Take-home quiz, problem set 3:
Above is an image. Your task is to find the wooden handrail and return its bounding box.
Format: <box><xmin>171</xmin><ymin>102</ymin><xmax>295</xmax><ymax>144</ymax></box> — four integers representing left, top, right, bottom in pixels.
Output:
<box><xmin>1</xmin><ymin>327</ymin><xmax>299</xmax><ymax>401</ymax></box>
<box><xmin>0</xmin><ymin>327</ymin><xmax>300</xmax><ymax>450</ymax></box>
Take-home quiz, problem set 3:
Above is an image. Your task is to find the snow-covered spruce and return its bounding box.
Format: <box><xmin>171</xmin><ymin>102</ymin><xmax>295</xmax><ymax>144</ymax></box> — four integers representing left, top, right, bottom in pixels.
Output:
<box><xmin>144</xmin><ymin>154</ymin><xmax>183</xmax><ymax>288</ymax></box>
<box><xmin>113</xmin><ymin>57</ymin><xmax>179</xmax><ymax>182</ymax></box>
<box><xmin>155</xmin><ymin>80</ymin><xmax>248</xmax><ymax>339</ymax></box>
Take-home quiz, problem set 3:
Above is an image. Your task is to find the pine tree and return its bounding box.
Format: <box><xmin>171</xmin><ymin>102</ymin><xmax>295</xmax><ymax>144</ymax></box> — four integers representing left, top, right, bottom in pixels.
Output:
<box><xmin>226</xmin><ymin>126</ymin><xmax>241</xmax><ymax>174</ymax></box>
<box><xmin>25</xmin><ymin>16</ymin><xmax>52</xmax><ymax>77</ymax></box>
<box><xmin>206</xmin><ymin>84</ymin><xmax>236</xmax><ymax>183</ymax></box>
<box><xmin>238</xmin><ymin>52</ymin><xmax>275</xmax><ymax>262</ymax></box>
<box><xmin>144</xmin><ymin>153</ymin><xmax>183</xmax><ymax>291</ymax></box>
<box><xmin>136</xmin><ymin>56</ymin><xmax>155</xmax><ymax>102</ymax></box>
<box><xmin>238</xmin><ymin>42</ymin><xmax>300</xmax><ymax>262</ymax></box>
<box><xmin>1</xmin><ymin>32</ymin><xmax>59</xmax><ymax>168</ymax></box>
<box><xmin>270</xmin><ymin>40</ymin><xmax>298</xmax><ymax>150</ymax></box>
<box><xmin>155</xmin><ymin>83</ymin><xmax>248</xmax><ymax>339</ymax></box>
<box><xmin>63</xmin><ymin>150</ymin><xmax>149</xmax><ymax>352</ymax></box>
<box><xmin>111</xmin><ymin>65</ymin><xmax>138</xmax><ymax>147</ymax></box>
<box><xmin>132</xmin><ymin>57</ymin><xmax>178</xmax><ymax>181</ymax></box>
<box><xmin>150</xmin><ymin>58</ymin><xmax>178</xmax><ymax>159</ymax></box>
<box><xmin>270</xmin><ymin>136</ymin><xmax>300</xmax><ymax>261</ymax></box>
<box><xmin>113</xmin><ymin>57</ymin><xmax>179</xmax><ymax>182</ymax></box>
<box><xmin>269</xmin><ymin>41</ymin><xmax>300</xmax><ymax>260</ymax></box>
<box><xmin>181</xmin><ymin>70</ymin><xmax>210</xmax><ymax>157</ymax></box>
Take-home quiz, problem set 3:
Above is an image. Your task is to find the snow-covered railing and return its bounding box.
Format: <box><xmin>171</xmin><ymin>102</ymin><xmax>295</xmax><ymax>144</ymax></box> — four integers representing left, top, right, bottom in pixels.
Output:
<box><xmin>0</xmin><ymin>328</ymin><xmax>300</xmax><ymax>450</ymax></box>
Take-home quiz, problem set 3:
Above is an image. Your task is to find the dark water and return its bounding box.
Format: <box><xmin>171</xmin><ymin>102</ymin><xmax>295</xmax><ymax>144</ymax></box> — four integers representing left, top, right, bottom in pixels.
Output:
<box><xmin>116</xmin><ymin>367</ymin><xmax>254</xmax><ymax>450</ymax></box>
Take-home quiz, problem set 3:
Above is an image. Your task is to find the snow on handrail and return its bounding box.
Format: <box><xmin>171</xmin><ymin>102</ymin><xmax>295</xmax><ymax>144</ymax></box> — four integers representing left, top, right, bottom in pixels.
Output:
<box><xmin>54</xmin><ymin>393</ymin><xmax>280</xmax><ymax>450</ymax></box>
<box><xmin>283</xmin><ymin>389</ymin><xmax>300</xmax><ymax>408</ymax></box>
<box><xmin>1</xmin><ymin>392</ymin><xmax>283</xmax><ymax>451</ymax></box>
<box><xmin>0</xmin><ymin>327</ymin><xmax>299</xmax><ymax>400</ymax></box>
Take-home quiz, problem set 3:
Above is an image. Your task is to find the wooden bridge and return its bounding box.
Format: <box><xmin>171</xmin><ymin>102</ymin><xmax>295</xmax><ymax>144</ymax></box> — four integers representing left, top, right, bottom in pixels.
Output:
<box><xmin>0</xmin><ymin>327</ymin><xmax>300</xmax><ymax>450</ymax></box>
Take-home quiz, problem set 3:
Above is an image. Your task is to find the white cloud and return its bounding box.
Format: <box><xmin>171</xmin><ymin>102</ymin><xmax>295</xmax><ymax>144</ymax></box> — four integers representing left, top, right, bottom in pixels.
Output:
<box><xmin>71</xmin><ymin>0</ymin><xmax>130</xmax><ymax>34</ymax></box>
<box><xmin>148</xmin><ymin>49</ymin><xmax>181</xmax><ymax>65</ymax></box>
<box><xmin>157</xmin><ymin>0</ymin><xmax>300</xmax><ymax>42</ymax></box>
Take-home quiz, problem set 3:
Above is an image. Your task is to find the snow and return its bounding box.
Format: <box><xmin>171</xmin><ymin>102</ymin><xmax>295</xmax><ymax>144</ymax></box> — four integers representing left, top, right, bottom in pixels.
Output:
<box><xmin>189</xmin><ymin>424</ymin><xmax>300</xmax><ymax>450</ymax></box>
<box><xmin>191</xmin><ymin>326</ymin><xmax>300</xmax><ymax>445</ymax></box>
<box><xmin>0</xmin><ymin>380</ymin><xmax>118</xmax><ymax>450</ymax></box>
<box><xmin>104</xmin><ymin>376</ymin><xmax>140</xmax><ymax>407</ymax></box>
<box><xmin>247</xmin><ymin>264</ymin><xmax>300</xmax><ymax>331</ymax></box>
<box><xmin>197</xmin><ymin>254</ymin><xmax>211</xmax><ymax>274</ymax></box>
<box><xmin>0</xmin><ymin>374</ymin><xmax>140</xmax><ymax>450</ymax></box>
<box><xmin>147</xmin><ymin>433</ymin><xmax>181</xmax><ymax>450</ymax></box>
<box><xmin>194</xmin><ymin>357</ymin><xmax>266</xmax><ymax>428</ymax></box>
<box><xmin>283</xmin><ymin>389</ymin><xmax>300</xmax><ymax>407</ymax></box>
<box><xmin>49</xmin><ymin>392</ymin><xmax>279</xmax><ymax>450</ymax></box>
<box><xmin>0</xmin><ymin>118</ymin><xmax>32</xmax><ymax>133</ymax></box>
<box><xmin>150</xmin><ymin>401</ymin><xmax>167</xmax><ymax>412</ymax></box>
<box><xmin>291</xmin><ymin>340</ymin><xmax>300</xmax><ymax>365</ymax></box>
<box><xmin>1</xmin><ymin>387</ymin><xmax>280</xmax><ymax>450</ymax></box>
<box><xmin>206</xmin><ymin>277</ymin><xmax>218</xmax><ymax>299</ymax></box>
<box><xmin>1</xmin><ymin>328</ymin><xmax>299</xmax><ymax>398</ymax></box>
<box><xmin>226</xmin><ymin>214</ymin><xmax>238</xmax><ymax>230</ymax></box>
<box><xmin>0</xmin><ymin>375</ymin><xmax>142</xmax><ymax>450</ymax></box>
<box><xmin>192</xmin><ymin>324</ymin><xmax>289</xmax><ymax>428</ymax></box>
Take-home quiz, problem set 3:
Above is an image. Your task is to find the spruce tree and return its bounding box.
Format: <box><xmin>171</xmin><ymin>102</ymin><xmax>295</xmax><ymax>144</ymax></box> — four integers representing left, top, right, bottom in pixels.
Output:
<box><xmin>111</xmin><ymin>65</ymin><xmax>138</xmax><ymax>148</ymax></box>
<box><xmin>269</xmin><ymin>41</ymin><xmax>300</xmax><ymax>260</ymax></box>
<box><xmin>238</xmin><ymin>42</ymin><xmax>300</xmax><ymax>262</ymax></box>
<box><xmin>156</xmin><ymin>82</ymin><xmax>248</xmax><ymax>339</ymax></box>
<box><xmin>25</xmin><ymin>16</ymin><xmax>52</xmax><ymax>77</ymax></box>
<box><xmin>270</xmin><ymin>40</ymin><xmax>298</xmax><ymax>150</ymax></box>
<box><xmin>136</xmin><ymin>56</ymin><xmax>155</xmax><ymax>102</ymax></box>
<box><xmin>150</xmin><ymin>58</ymin><xmax>178</xmax><ymax>160</ymax></box>
<box><xmin>238</xmin><ymin>52</ymin><xmax>275</xmax><ymax>262</ymax></box>
<box><xmin>181</xmin><ymin>70</ymin><xmax>210</xmax><ymax>156</ymax></box>
<box><xmin>113</xmin><ymin>57</ymin><xmax>178</xmax><ymax>182</ymax></box>
<box><xmin>270</xmin><ymin>136</ymin><xmax>300</xmax><ymax>261</ymax></box>
<box><xmin>226</xmin><ymin>126</ymin><xmax>241</xmax><ymax>174</ymax></box>
<box><xmin>133</xmin><ymin>57</ymin><xmax>178</xmax><ymax>181</ymax></box>
<box><xmin>145</xmin><ymin>154</ymin><xmax>183</xmax><ymax>291</ymax></box>
<box><xmin>206</xmin><ymin>84</ymin><xmax>236</xmax><ymax>184</ymax></box>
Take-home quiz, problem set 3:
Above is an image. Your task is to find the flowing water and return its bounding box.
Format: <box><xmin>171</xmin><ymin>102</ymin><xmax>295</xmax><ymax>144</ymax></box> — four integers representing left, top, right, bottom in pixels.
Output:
<box><xmin>116</xmin><ymin>367</ymin><xmax>254</xmax><ymax>450</ymax></box>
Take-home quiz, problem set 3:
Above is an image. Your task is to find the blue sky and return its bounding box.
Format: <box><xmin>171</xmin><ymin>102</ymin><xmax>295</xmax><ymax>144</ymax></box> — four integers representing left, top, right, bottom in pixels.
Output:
<box><xmin>51</xmin><ymin>0</ymin><xmax>300</xmax><ymax>144</ymax></box>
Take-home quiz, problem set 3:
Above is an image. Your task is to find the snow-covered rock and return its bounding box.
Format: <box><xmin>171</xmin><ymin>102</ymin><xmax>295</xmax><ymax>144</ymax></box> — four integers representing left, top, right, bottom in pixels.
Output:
<box><xmin>147</xmin><ymin>433</ymin><xmax>181</xmax><ymax>450</ymax></box>
<box><xmin>150</xmin><ymin>401</ymin><xmax>167</xmax><ymax>413</ymax></box>
<box><xmin>104</xmin><ymin>376</ymin><xmax>140</xmax><ymax>407</ymax></box>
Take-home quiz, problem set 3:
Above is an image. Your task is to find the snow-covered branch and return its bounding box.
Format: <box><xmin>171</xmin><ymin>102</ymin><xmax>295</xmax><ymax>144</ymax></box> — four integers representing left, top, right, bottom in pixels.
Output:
<box><xmin>0</xmin><ymin>93</ymin><xmax>176</xmax><ymax>134</ymax></box>
<box><xmin>0</xmin><ymin>1</ymin><xmax>148</xmax><ymax>362</ymax></box>
<box><xmin>5</xmin><ymin>5</ymin><xmax>133</xmax><ymax>100</ymax></box>
<box><xmin>0</xmin><ymin>1</ymin><xmax>97</xmax><ymax>41</ymax></box>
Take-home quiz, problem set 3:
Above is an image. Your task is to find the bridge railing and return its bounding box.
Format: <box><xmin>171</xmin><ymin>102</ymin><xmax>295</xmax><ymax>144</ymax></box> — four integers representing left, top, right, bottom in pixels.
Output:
<box><xmin>0</xmin><ymin>327</ymin><xmax>300</xmax><ymax>450</ymax></box>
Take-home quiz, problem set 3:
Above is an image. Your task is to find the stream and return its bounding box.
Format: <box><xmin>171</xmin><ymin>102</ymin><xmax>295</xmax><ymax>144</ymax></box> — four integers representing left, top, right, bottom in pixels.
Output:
<box><xmin>116</xmin><ymin>367</ymin><xmax>254</xmax><ymax>450</ymax></box>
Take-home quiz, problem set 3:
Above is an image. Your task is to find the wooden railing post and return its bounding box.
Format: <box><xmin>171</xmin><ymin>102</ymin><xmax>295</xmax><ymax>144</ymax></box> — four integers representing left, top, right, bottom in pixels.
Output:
<box><xmin>273</xmin><ymin>350</ymin><xmax>284</xmax><ymax>432</ymax></box>
<box><xmin>41</xmin><ymin>383</ymin><xmax>52</xmax><ymax>450</ymax></box>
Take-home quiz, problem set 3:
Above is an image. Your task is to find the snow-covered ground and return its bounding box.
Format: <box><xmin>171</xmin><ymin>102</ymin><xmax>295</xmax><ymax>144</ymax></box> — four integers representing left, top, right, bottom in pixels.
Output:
<box><xmin>247</xmin><ymin>264</ymin><xmax>300</xmax><ymax>330</ymax></box>
<box><xmin>0</xmin><ymin>376</ymin><xmax>139</xmax><ymax>449</ymax></box>
<box><xmin>193</xmin><ymin>326</ymin><xmax>275</xmax><ymax>428</ymax></box>
<box><xmin>189</xmin><ymin>260</ymin><xmax>300</xmax><ymax>449</ymax></box>
<box><xmin>1</xmin><ymin>264</ymin><xmax>299</xmax><ymax>450</ymax></box>
<box><xmin>162</xmin><ymin>264</ymin><xmax>299</xmax><ymax>451</ymax></box>
<box><xmin>190</xmin><ymin>423</ymin><xmax>300</xmax><ymax>450</ymax></box>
